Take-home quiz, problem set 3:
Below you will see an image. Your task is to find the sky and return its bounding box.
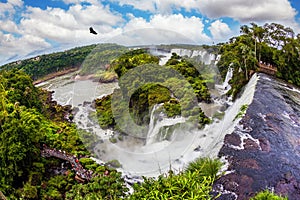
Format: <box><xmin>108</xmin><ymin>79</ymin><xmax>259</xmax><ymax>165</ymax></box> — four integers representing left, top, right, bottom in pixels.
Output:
<box><xmin>0</xmin><ymin>0</ymin><xmax>300</xmax><ymax>65</ymax></box>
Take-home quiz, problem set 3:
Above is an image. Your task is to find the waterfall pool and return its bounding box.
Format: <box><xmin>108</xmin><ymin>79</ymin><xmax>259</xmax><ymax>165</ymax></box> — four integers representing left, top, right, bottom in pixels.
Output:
<box><xmin>37</xmin><ymin>49</ymin><xmax>258</xmax><ymax>178</ymax></box>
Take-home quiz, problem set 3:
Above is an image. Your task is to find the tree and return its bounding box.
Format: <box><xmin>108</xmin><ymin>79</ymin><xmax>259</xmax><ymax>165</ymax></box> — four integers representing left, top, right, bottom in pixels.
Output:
<box><xmin>1</xmin><ymin>69</ymin><xmax>42</xmax><ymax>110</ymax></box>
<box><xmin>0</xmin><ymin>106</ymin><xmax>44</xmax><ymax>194</ymax></box>
<box><xmin>240</xmin><ymin>44</ymin><xmax>256</xmax><ymax>80</ymax></box>
<box><xmin>218</xmin><ymin>22</ymin><xmax>300</xmax><ymax>98</ymax></box>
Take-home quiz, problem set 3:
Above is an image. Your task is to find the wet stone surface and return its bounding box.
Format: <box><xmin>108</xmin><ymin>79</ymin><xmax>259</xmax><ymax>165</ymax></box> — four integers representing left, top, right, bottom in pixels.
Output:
<box><xmin>214</xmin><ymin>74</ymin><xmax>300</xmax><ymax>200</ymax></box>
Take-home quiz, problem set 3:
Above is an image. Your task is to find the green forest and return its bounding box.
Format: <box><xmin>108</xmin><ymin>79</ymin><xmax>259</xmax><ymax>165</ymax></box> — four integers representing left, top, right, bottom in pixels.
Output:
<box><xmin>1</xmin><ymin>45</ymin><xmax>95</xmax><ymax>80</ymax></box>
<box><xmin>0</xmin><ymin>44</ymin><xmax>128</xmax><ymax>81</ymax></box>
<box><xmin>218</xmin><ymin>22</ymin><xmax>300</xmax><ymax>98</ymax></box>
<box><xmin>95</xmin><ymin>48</ymin><xmax>211</xmax><ymax>137</ymax></box>
<box><xmin>0</xmin><ymin>46</ymin><xmax>220</xmax><ymax>199</ymax></box>
<box><xmin>0</xmin><ymin>69</ymin><xmax>223</xmax><ymax>199</ymax></box>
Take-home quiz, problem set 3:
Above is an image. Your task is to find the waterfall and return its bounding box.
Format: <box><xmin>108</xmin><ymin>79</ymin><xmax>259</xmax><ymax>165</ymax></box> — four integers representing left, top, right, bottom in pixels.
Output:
<box><xmin>214</xmin><ymin>67</ymin><xmax>233</xmax><ymax>96</ymax></box>
<box><xmin>146</xmin><ymin>104</ymin><xmax>186</xmax><ymax>145</ymax></box>
<box><xmin>168</xmin><ymin>49</ymin><xmax>216</xmax><ymax>65</ymax></box>
<box><xmin>223</xmin><ymin>67</ymin><xmax>233</xmax><ymax>91</ymax></box>
<box><xmin>171</xmin><ymin>48</ymin><xmax>193</xmax><ymax>57</ymax></box>
<box><xmin>73</xmin><ymin>104</ymin><xmax>113</xmax><ymax>140</ymax></box>
<box><xmin>215</xmin><ymin>55</ymin><xmax>221</xmax><ymax>64</ymax></box>
<box><xmin>39</xmin><ymin>48</ymin><xmax>259</xmax><ymax>178</ymax></box>
<box><xmin>202</xmin><ymin>73</ymin><xmax>259</xmax><ymax>157</ymax></box>
<box><xmin>152</xmin><ymin>47</ymin><xmax>217</xmax><ymax>66</ymax></box>
<box><xmin>146</xmin><ymin>104</ymin><xmax>161</xmax><ymax>142</ymax></box>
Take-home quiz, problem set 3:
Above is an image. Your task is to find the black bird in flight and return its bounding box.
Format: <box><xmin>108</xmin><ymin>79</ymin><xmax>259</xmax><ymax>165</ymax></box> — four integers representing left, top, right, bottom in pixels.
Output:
<box><xmin>89</xmin><ymin>27</ymin><xmax>97</xmax><ymax>35</ymax></box>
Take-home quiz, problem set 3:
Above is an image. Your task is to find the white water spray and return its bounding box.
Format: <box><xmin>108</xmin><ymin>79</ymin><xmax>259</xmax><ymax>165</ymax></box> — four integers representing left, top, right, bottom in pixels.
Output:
<box><xmin>146</xmin><ymin>104</ymin><xmax>186</xmax><ymax>145</ymax></box>
<box><xmin>38</xmin><ymin>48</ymin><xmax>259</xmax><ymax>179</ymax></box>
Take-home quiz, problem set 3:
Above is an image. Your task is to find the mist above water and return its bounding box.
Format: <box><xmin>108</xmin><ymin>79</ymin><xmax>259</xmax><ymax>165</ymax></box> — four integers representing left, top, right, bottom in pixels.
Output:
<box><xmin>39</xmin><ymin>47</ymin><xmax>258</xmax><ymax>178</ymax></box>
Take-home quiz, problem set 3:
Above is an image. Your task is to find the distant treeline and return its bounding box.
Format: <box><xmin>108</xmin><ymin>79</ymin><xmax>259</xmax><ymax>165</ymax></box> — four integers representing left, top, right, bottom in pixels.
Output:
<box><xmin>0</xmin><ymin>43</ymin><xmax>220</xmax><ymax>82</ymax></box>
<box><xmin>0</xmin><ymin>43</ymin><xmax>128</xmax><ymax>80</ymax></box>
<box><xmin>157</xmin><ymin>44</ymin><xmax>219</xmax><ymax>54</ymax></box>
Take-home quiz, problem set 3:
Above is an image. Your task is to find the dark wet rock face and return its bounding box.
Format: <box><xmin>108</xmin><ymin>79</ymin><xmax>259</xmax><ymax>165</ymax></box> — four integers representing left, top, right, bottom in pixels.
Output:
<box><xmin>214</xmin><ymin>74</ymin><xmax>300</xmax><ymax>200</ymax></box>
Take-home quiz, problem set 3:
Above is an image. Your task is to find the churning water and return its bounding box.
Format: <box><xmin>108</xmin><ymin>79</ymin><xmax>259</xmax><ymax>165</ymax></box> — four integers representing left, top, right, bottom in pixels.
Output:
<box><xmin>39</xmin><ymin>49</ymin><xmax>258</xmax><ymax>178</ymax></box>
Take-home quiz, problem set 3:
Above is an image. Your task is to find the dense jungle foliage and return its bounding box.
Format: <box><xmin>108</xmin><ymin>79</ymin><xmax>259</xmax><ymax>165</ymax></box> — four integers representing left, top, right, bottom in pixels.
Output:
<box><xmin>0</xmin><ymin>69</ymin><xmax>222</xmax><ymax>199</ymax></box>
<box><xmin>0</xmin><ymin>69</ymin><xmax>129</xmax><ymax>199</ymax></box>
<box><xmin>79</xmin><ymin>43</ymin><xmax>128</xmax><ymax>76</ymax></box>
<box><xmin>95</xmin><ymin>49</ymin><xmax>211</xmax><ymax>134</ymax></box>
<box><xmin>218</xmin><ymin>22</ymin><xmax>300</xmax><ymax>99</ymax></box>
<box><xmin>1</xmin><ymin>45</ymin><xmax>95</xmax><ymax>80</ymax></box>
<box><xmin>0</xmin><ymin>43</ymin><xmax>128</xmax><ymax>81</ymax></box>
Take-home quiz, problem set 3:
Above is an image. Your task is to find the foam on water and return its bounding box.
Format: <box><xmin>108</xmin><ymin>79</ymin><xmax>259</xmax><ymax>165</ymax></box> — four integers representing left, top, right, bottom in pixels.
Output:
<box><xmin>90</xmin><ymin>73</ymin><xmax>259</xmax><ymax>177</ymax></box>
<box><xmin>146</xmin><ymin>104</ymin><xmax>186</xmax><ymax>145</ymax></box>
<box><xmin>38</xmin><ymin>50</ymin><xmax>258</xmax><ymax>179</ymax></box>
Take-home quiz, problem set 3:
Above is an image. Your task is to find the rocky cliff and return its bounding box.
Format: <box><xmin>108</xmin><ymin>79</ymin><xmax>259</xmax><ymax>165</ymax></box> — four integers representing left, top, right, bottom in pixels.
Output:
<box><xmin>214</xmin><ymin>73</ymin><xmax>300</xmax><ymax>200</ymax></box>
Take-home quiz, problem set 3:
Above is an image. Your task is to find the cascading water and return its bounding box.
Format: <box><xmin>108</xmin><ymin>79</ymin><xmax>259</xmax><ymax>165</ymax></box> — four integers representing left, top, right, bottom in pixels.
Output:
<box><xmin>170</xmin><ymin>48</ymin><xmax>217</xmax><ymax>65</ymax></box>
<box><xmin>215</xmin><ymin>67</ymin><xmax>233</xmax><ymax>95</ymax></box>
<box><xmin>38</xmin><ymin>73</ymin><xmax>118</xmax><ymax>140</ymax></box>
<box><xmin>202</xmin><ymin>73</ymin><xmax>258</xmax><ymax>156</ymax></box>
<box><xmin>146</xmin><ymin>104</ymin><xmax>186</xmax><ymax>145</ymax></box>
<box><xmin>223</xmin><ymin>67</ymin><xmax>233</xmax><ymax>90</ymax></box>
<box><xmin>38</xmin><ymin>48</ymin><xmax>258</xmax><ymax>179</ymax></box>
<box><xmin>153</xmin><ymin>47</ymin><xmax>217</xmax><ymax>66</ymax></box>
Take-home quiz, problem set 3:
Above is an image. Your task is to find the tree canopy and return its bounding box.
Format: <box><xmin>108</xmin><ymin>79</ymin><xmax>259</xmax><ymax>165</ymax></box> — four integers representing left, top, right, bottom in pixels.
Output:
<box><xmin>95</xmin><ymin>49</ymin><xmax>211</xmax><ymax>134</ymax></box>
<box><xmin>218</xmin><ymin>22</ymin><xmax>300</xmax><ymax>98</ymax></box>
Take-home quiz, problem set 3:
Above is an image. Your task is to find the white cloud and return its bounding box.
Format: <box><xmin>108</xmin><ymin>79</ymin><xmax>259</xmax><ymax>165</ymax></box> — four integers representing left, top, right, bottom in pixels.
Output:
<box><xmin>0</xmin><ymin>0</ymin><xmax>23</xmax><ymax>18</ymax></box>
<box><xmin>114</xmin><ymin>0</ymin><xmax>157</xmax><ymax>12</ymax></box>
<box><xmin>17</xmin><ymin>3</ymin><xmax>124</xmax><ymax>45</ymax></box>
<box><xmin>111</xmin><ymin>0</ymin><xmax>300</xmax><ymax>38</ymax></box>
<box><xmin>112</xmin><ymin>0</ymin><xmax>200</xmax><ymax>14</ymax></box>
<box><xmin>62</xmin><ymin>0</ymin><xmax>102</xmax><ymax>5</ymax></box>
<box><xmin>149</xmin><ymin>14</ymin><xmax>210</xmax><ymax>42</ymax></box>
<box><xmin>115</xmin><ymin>14</ymin><xmax>211</xmax><ymax>45</ymax></box>
<box><xmin>0</xmin><ymin>20</ymin><xmax>19</xmax><ymax>33</ymax></box>
<box><xmin>0</xmin><ymin>1</ymin><xmax>125</xmax><ymax>64</ymax></box>
<box><xmin>199</xmin><ymin>0</ymin><xmax>297</xmax><ymax>23</ymax></box>
<box><xmin>21</xmin><ymin>3</ymin><xmax>124</xmax><ymax>32</ymax></box>
<box><xmin>68</xmin><ymin>4</ymin><xmax>123</xmax><ymax>26</ymax></box>
<box><xmin>0</xmin><ymin>32</ymin><xmax>51</xmax><ymax>64</ymax></box>
<box><xmin>112</xmin><ymin>0</ymin><xmax>298</xmax><ymax>24</ymax></box>
<box><xmin>62</xmin><ymin>0</ymin><xmax>82</xmax><ymax>4</ymax></box>
<box><xmin>208</xmin><ymin>20</ymin><xmax>231</xmax><ymax>41</ymax></box>
<box><xmin>154</xmin><ymin>0</ymin><xmax>198</xmax><ymax>13</ymax></box>
<box><xmin>8</xmin><ymin>0</ymin><xmax>23</xmax><ymax>7</ymax></box>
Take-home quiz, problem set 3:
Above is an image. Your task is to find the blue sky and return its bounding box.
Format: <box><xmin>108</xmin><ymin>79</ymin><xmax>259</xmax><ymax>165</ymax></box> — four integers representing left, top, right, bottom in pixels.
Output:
<box><xmin>0</xmin><ymin>0</ymin><xmax>300</xmax><ymax>65</ymax></box>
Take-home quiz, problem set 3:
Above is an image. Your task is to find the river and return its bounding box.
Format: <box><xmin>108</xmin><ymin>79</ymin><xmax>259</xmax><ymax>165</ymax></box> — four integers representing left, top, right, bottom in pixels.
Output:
<box><xmin>37</xmin><ymin>48</ymin><xmax>257</xmax><ymax>178</ymax></box>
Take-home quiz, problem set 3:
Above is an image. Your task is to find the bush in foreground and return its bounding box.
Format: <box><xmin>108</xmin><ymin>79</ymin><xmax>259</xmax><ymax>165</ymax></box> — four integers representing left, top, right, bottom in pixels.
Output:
<box><xmin>251</xmin><ymin>190</ymin><xmax>288</xmax><ymax>200</ymax></box>
<box><xmin>129</xmin><ymin>158</ymin><xmax>222</xmax><ymax>200</ymax></box>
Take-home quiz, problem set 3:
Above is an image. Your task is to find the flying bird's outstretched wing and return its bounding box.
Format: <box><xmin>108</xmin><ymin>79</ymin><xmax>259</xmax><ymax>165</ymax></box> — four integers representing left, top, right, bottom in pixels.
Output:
<box><xmin>89</xmin><ymin>27</ymin><xmax>97</xmax><ymax>35</ymax></box>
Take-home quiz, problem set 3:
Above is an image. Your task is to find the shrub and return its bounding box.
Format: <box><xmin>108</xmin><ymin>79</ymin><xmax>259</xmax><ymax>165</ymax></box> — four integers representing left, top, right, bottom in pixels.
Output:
<box><xmin>129</xmin><ymin>171</ymin><xmax>216</xmax><ymax>200</ymax></box>
<box><xmin>233</xmin><ymin>104</ymin><xmax>248</xmax><ymax>121</ymax></box>
<box><xmin>251</xmin><ymin>190</ymin><xmax>288</xmax><ymax>200</ymax></box>
<box><xmin>185</xmin><ymin>157</ymin><xmax>223</xmax><ymax>179</ymax></box>
<box><xmin>129</xmin><ymin>158</ymin><xmax>222</xmax><ymax>200</ymax></box>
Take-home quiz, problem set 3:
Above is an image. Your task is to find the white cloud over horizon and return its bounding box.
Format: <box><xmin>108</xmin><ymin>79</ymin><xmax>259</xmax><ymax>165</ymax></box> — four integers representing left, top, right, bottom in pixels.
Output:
<box><xmin>120</xmin><ymin>14</ymin><xmax>211</xmax><ymax>44</ymax></box>
<box><xmin>0</xmin><ymin>0</ymin><xmax>300</xmax><ymax>65</ymax></box>
<box><xmin>208</xmin><ymin>20</ymin><xmax>232</xmax><ymax>40</ymax></box>
<box><xmin>111</xmin><ymin>0</ymin><xmax>297</xmax><ymax>22</ymax></box>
